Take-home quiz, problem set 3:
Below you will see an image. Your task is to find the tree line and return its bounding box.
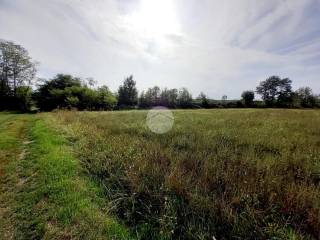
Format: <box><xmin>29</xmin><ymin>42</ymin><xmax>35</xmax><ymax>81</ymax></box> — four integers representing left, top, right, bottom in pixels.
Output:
<box><xmin>1</xmin><ymin>40</ymin><xmax>319</xmax><ymax>112</ymax></box>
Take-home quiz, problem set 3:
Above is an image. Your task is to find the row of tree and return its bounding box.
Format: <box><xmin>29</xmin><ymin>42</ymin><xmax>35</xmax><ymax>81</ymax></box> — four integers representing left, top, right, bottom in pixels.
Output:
<box><xmin>241</xmin><ymin>76</ymin><xmax>318</xmax><ymax>108</ymax></box>
<box><xmin>34</xmin><ymin>74</ymin><xmax>116</xmax><ymax>111</ymax></box>
<box><xmin>117</xmin><ymin>77</ymin><xmax>194</xmax><ymax>109</ymax></box>
<box><xmin>118</xmin><ymin>75</ymin><xmax>320</xmax><ymax>109</ymax></box>
<box><xmin>1</xmin><ymin>40</ymin><xmax>319</xmax><ymax>112</ymax></box>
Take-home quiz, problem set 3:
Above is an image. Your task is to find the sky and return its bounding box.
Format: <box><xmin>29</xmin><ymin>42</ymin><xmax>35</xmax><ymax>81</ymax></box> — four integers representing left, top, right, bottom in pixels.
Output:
<box><xmin>1</xmin><ymin>0</ymin><xmax>320</xmax><ymax>99</ymax></box>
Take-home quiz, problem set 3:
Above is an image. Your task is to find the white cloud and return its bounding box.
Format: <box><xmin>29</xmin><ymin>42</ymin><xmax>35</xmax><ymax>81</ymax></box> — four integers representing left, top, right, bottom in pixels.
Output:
<box><xmin>1</xmin><ymin>0</ymin><xmax>319</xmax><ymax>98</ymax></box>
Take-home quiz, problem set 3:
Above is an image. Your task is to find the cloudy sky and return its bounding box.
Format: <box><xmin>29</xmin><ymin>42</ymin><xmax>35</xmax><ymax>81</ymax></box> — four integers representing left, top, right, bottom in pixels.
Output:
<box><xmin>1</xmin><ymin>0</ymin><xmax>320</xmax><ymax>98</ymax></box>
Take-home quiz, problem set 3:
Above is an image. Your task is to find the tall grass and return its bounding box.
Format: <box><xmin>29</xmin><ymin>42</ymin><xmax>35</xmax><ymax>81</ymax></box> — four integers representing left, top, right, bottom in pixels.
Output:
<box><xmin>54</xmin><ymin>109</ymin><xmax>320</xmax><ymax>239</ymax></box>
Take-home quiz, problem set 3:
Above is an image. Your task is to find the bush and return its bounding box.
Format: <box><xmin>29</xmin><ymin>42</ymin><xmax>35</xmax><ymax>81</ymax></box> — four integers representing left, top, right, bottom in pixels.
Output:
<box><xmin>35</xmin><ymin>74</ymin><xmax>117</xmax><ymax>111</ymax></box>
<box><xmin>16</xmin><ymin>86</ymin><xmax>34</xmax><ymax>112</ymax></box>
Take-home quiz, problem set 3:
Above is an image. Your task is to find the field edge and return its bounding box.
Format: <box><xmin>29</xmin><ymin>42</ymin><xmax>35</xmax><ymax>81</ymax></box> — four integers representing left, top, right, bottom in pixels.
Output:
<box><xmin>3</xmin><ymin>113</ymin><xmax>132</xmax><ymax>239</ymax></box>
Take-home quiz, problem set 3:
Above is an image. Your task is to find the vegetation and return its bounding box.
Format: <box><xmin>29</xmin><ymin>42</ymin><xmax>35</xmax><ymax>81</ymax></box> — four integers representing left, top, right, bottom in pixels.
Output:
<box><xmin>54</xmin><ymin>109</ymin><xmax>320</xmax><ymax>239</ymax></box>
<box><xmin>1</xmin><ymin>40</ymin><xmax>319</xmax><ymax>112</ymax></box>
<box><xmin>0</xmin><ymin>113</ymin><xmax>131</xmax><ymax>239</ymax></box>
<box><xmin>197</xmin><ymin>92</ymin><xmax>209</xmax><ymax>108</ymax></box>
<box><xmin>34</xmin><ymin>74</ymin><xmax>117</xmax><ymax>111</ymax></box>
<box><xmin>1</xmin><ymin>39</ymin><xmax>320</xmax><ymax>240</ymax></box>
<box><xmin>118</xmin><ymin>75</ymin><xmax>138</xmax><ymax>108</ymax></box>
<box><xmin>294</xmin><ymin>87</ymin><xmax>317</xmax><ymax>108</ymax></box>
<box><xmin>256</xmin><ymin>76</ymin><xmax>293</xmax><ymax>107</ymax></box>
<box><xmin>0</xmin><ymin>40</ymin><xmax>37</xmax><ymax>111</ymax></box>
<box><xmin>241</xmin><ymin>90</ymin><xmax>255</xmax><ymax>107</ymax></box>
<box><xmin>0</xmin><ymin>113</ymin><xmax>29</xmax><ymax>239</ymax></box>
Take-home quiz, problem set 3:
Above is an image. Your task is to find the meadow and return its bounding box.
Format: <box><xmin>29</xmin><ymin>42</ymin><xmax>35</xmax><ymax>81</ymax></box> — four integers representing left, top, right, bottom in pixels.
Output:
<box><xmin>0</xmin><ymin>109</ymin><xmax>319</xmax><ymax>239</ymax></box>
<box><xmin>54</xmin><ymin>109</ymin><xmax>320</xmax><ymax>239</ymax></box>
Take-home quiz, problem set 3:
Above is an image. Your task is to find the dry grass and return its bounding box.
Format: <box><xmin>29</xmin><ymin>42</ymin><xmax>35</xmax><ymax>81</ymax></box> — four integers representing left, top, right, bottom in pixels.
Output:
<box><xmin>54</xmin><ymin>109</ymin><xmax>320</xmax><ymax>239</ymax></box>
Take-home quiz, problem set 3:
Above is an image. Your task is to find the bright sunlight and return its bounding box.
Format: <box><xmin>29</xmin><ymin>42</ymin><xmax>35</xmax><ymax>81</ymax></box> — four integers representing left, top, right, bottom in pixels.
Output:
<box><xmin>125</xmin><ymin>0</ymin><xmax>180</xmax><ymax>38</ymax></box>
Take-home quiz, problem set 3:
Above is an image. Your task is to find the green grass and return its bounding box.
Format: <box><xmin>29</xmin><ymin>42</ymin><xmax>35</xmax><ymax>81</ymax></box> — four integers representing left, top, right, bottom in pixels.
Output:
<box><xmin>0</xmin><ymin>113</ymin><xmax>131</xmax><ymax>239</ymax></box>
<box><xmin>0</xmin><ymin>113</ymin><xmax>31</xmax><ymax>240</ymax></box>
<box><xmin>1</xmin><ymin>110</ymin><xmax>319</xmax><ymax>239</ymax></box>
<box><xmin>54</xmin><ymin>109</ymin><xmax>320</xmax><ymax>239</ymax></box>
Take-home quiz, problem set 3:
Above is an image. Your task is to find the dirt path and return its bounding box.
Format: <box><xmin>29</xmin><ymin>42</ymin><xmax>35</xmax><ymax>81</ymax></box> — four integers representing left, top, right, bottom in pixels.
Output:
<box><xmin>0</xmin><ymin>114</ymin><xmax>32</xmax><ymax>240</ymax></box>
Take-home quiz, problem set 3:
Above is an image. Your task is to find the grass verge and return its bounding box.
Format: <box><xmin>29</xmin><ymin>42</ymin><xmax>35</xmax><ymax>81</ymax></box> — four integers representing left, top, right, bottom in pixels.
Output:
<box><xmin>0</xmin><ymin>113</ymin><xmax>30</xmax><ymax>240</ymax></box>
<box><xmin>0</xmin><ymin>113</ymin><xmax>132</xmax><ymax>239</ymax></box>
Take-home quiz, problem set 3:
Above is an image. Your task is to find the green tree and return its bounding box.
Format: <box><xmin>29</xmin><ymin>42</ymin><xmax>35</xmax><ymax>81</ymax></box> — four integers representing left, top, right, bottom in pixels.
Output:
<box><xmin>143</xmin><ymin>86</ymin><xmax>161</xmax><ymax>107</ymax></box>
<box><xmin>150</xmin><ymin>86</ymin><xmax>161</xmax><ymax>105</ymax></box>
<box><xmin>0</xmin><ymin>40</ymin><xmax>36</xmax><ymax>96</ymax></box>
<box><xmin>97</xmin><ymin>86</ymin><xmax>117</xmax><ymax>110</ymax></box>
<box><xmin>117</xmin><ymin>75</ymin><xmax>138</xmax><ymax>107</ymax></box>
<box><xmin>80</xmin><ymin>87</ymin><xmax>99</xmax><ymax>110</ymax></box>
<box><xmin>294</xmin><ymin>87</ymin><xmax>316</xmax><ymax>108</ymax></box>
<box><xmin>0</xmin><ymin>40</ymin><xmax>37</xmax><ymax>111</ymax></box>
<box><xmin>160</xmin><ymin>88</ymin><xmax>171</xmax><ymax>107</ymax></box>
<box><xmin>138</xmin><ymin>91</ymin><xmax>148</xmax><ymax>108</ymax></box>
<box><xmin>178</xmin><ymin>88</ymin><xmax>192</xmax><ymax>108</ymax></box>
<box><xmin>197</xmin><ymin>92</ymin><xmax>209</xmax><ymax>108</ymax></box>
<box><xmin>16</xmin><ymin>86</ymin><xmax>33</xmax><ymax>112</ymax></box>
<box><xmin>65</xmin><ymin>96</ymin><xmax>79</xmax><ymax>109</ymax></box>
<box><xmin>139</xmin><ymin>87</ymin><xmax>178</xmax><ymax>108</ymax></box>
<box><xmin>241</xmin><ymin>90</ymin><xmax>255</xmax><ymax>107</ymax></box>
<box><xmin>167</xmin><ymin>88</ymin><xmax>178</xmax><ymax>108</ymax></box>
<box><xmin>35</xmin><ymin>74</ymin><xmax>82</xmax><ymax>111</ymax></box>
<box><xmin>256</xmin><ymin>76</ymin><xmax>292</xmax><ymax>107</ymax></box>
<box><xmin>35</xmin><ymin>74</ymin><xmax>117</xmax><ymax>111</ymax></box>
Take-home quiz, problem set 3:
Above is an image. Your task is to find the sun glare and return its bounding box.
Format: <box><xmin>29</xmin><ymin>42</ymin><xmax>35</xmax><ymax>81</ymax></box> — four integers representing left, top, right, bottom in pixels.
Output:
<box><xmin>126</xmin><ymin>0</ymin><xmax>180</xmax><ymax>38</ymax></box>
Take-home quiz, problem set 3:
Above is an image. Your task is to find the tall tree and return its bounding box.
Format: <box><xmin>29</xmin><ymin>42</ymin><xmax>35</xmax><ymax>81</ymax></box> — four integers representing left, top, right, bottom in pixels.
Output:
<box><xmin>277</xmin><ymin>78</ymin><xmax>293</xmax><ymax>106</ymax></box>
<box><xmin>144</xmin><ymin>86</ymin><xmax>161</xmax><ymax>106</ymax></box>
<box><xmin>197</xmin><ymin>92</ymin><xmax>209</xmax><ymax>108</ymax></box>
<box><xmin>241</xmin><ymin>90</ymin><xmax>255</xmax><ymax>107</ymax></box>
<box><xmin>35</xmin><ymin>74</ymin><xmax>82</xmax><ymax>111</ymax></box>
<box><xmin>97</xmin><ymin>85</ymin><xmax>117</xmax><ymax>110</ymax></box>
<box><xmin>0</xmin><ymin>40</ymin><xmax>37</xmax><ymax>111</ymax></box>
<box><xmin>178</xmin><ymin>88</ymin><xmax>193</xmax><ymax>108</ymax></box>
<box><xmin>222</xmin><ymin>95</ymin><xmax>228</xmax><ymax>101</ymax></box>
<box><xmin>117</xmin><ymin>75</ymin><xmax>138</xmax><ymax>107</ymax></box>
<box><xmin>139</xmin><ymin>87</ymin><xmax>178</xmax><ymax>108</ymax></box>
<box><xmin>167</xmin><ymin>88</ymin><xmax>178</xmax><ymax>108</ymax></box>
<box><xmin>138</xmin><ymin>91</ymin><xmax>148</xmax><ymax>108</ymax></box>
<box><xmin>159</xmin><ymin>88</ymin><xmax>178</xmax><ymax>108</ymax></box>
<box><xmin>0</xmin><ymin>40</ymin><xmax>36</xmax><ymax>97</ymax></box>
<box><xmin>256</xmin><ymin>76</ymin><xmax>292</xmax><ymax>107</ymax></box>
<box><xmin>294</xmin><ymin>87</ymin><xmax>316</xmax><ymax>108</ymax></box>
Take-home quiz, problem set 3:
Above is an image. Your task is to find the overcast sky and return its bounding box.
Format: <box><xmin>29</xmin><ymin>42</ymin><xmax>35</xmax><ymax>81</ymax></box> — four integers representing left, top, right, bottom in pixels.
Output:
<box><xmin>1</xmin><ymin>0</ymin><xmax>320</xmax><ymax>98</ymax></box>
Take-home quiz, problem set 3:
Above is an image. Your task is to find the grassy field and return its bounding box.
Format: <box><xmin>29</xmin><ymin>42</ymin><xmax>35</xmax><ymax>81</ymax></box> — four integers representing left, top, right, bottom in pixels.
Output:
<box><xmin>0</xmin><ymin>109</ymin><xmax>320</xmax><ymax>239</ymax></box>
<box><xmin>53</xmin><ymin>109</ymin><xmax>320</xmax><ymax>239</ymax></box>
